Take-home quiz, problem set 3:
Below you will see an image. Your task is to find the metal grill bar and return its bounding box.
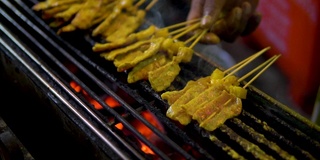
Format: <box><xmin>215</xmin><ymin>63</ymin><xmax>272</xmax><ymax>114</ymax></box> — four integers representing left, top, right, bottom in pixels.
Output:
<box><xmin>0</xmin><ymin>26</ymin><xmax>134</xmax><ymax>160</ymax></box>
<box><xmin>14</xmin><ymin>0</ymin><xmax>217</xmax><ymax>159</ymax></box>
<box><xmin>1</xmin><ymin>0</ymin><xmax>197</xmax><ymax>159</ymax></box>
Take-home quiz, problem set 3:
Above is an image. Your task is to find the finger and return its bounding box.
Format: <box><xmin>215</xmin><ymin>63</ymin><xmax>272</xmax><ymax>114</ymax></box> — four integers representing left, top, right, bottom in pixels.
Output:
<box><xmin>226</xmin><ymin>6</ymin><xmax>243</xmax><ymax>34</ymax></box>
<box><xmin>238</xmin><ymin>2</ymin><xmax>252</xmax><ymax>33</ymax></box>
<box><xmin>241</xmin><ymin>12</ymin><xmax>262</xmax><ymax>36</ymax></box>
<box><xmin>187</xmin><ymin>0</ymin><xmax>206</xmax><ymax>21</ymax></box>
<box><xmin>222</xmin><ymin>7</ymin><xmax>243</xmax><ymax>42</ymax></box>
<box><xmin>200</xmin><ymin>32</ymin><xmax>221</xmax><ymax>44</ymax></box>
<box><xmin>210</xmin><ymin>19</ymin><xmax>227</xmax><ymax>35</ymax></box>
<box><xmin>201</xmin><ymin>0</ymin><xmax>227</xmax><ymax>28</ymax></box>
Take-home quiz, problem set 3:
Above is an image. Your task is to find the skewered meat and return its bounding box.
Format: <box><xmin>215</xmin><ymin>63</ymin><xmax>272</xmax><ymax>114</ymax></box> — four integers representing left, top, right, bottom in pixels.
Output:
<box><xmin>127</xmin><ymin>54</ymin><xmax>168</xmax><ymax>83</ymax></box>
<box><xmin>59</xmin><ymin>0</ymin><xmax>114</xmax><ymax>32</ymax></box>
<box><xmin>147</xmin><ymin>46</ymin><xmax>193</xmax><ymax>92</ymax></box>
<box><xmin>104</xmin><ymin>10</ymin><xmax>146</xmax><ymax>42</ymax></box>
<box><xmin>162</xmin><ymin>68</ymin><xmax>246</xmax><ymax>130</ymax></box>
<box><xmin>163</xmin><ymin>77</ymin><xmax>211</xmax><ymax>125</ymax></box>
<box><xmin>53</xmin><ymin>3</ymin><xmax>83</xmax><ymax>21</ymax></box>
<box><xmin>33</xmin><ymin>0</ymin><xmax>149</xmax><ymax>41</ymax></box>
<box><xmin>198</xmin><ymin>92</ymin><xmax>242</xmax><ymax>131</ymax></box>
<box><xmin>148</xmin><ymin>57</ymin><xmax>181</xmax><ymax>92</ymax></box>
<box><xmin>91</xmin><ymin>0</ymin><xmax>135</xmax><ymax>37</ymax></box>
<box><xmin>161</xmin><ymin>77</ymin><xmax>211</xmax><ymax>105</ymax></box>
<box><xmin>97</xmin><ymin>22</ymin><xmax>194</xmax><ymax>91</ymax></box>
<box><xmin>92</xmin><ymin>25</ymin><xmax>158</xmax><ymax>52</ymax></box>
<box><xmin>113</xmin><ymin>37</ymin><xmax>164</xmax><ymax>72</ymax></box>
<box><xmin>101</xmin><ymin>39</ymin><xmax>151</xmax><ymax>61</ymax></box>
<box><xmin>32</xmin><ymin>0</ymin><xmax>84</xmax><ymax>11</ymax></box>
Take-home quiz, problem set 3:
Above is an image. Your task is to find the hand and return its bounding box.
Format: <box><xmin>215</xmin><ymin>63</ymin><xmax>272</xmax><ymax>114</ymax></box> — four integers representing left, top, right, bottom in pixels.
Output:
<box><xmin>187</xmin><ymin>0</ymin><xmax>261</xmax><ymax>43</ymax></box>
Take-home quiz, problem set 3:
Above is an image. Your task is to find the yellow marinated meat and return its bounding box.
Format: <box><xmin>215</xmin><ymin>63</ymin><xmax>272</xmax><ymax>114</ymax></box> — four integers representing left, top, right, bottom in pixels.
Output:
<box><xmin>161</xmin><ymin>67</ymin><xmax>247</xmax><ymax>131</ymax></box>
<box><xmin>165</xmin><ymin>80</ymin><xmax>211</xmax><ymax>125</ymax></box>
<box><xmin>183</xmin><ymin>82</ymin><xmax>226</xmax><ymax>116</ymax></box>
<box><xmin>127</xmin><ymin>54</ymin><xmax>168</xmax><ymax>83</ymax></box>
<box><xmin>70</xmin><ymin>0</ymin><xmax>113</xmax><ymax>30</ymax></box>
<box><xmin>148</xmin><ymin>60</ymin><xmax>181</xmax><ymax>92</ymax></box>
<box><xmin>220</xmin><ymin>75</ymin><xmax>240</xmax><ymax>86</ymax></box>
<box><xmin>101</xmin><ymin>39</ymin><xmax>150</xmax><ymax>61</ymax></box>
<box><xmin>166</xmin><ymin>41</ymin><xmax>185</xmax><ymax>59</ymax></box>
<box><xmin>92</xmin><ymin>25</ymin><xmax>157</xmax><ymax>52</ymax></box>
<box><xmin>41</xmin><ymin>4</ymin><xmax>70</xmax><ymax>19</ymax></box>
<box><xmin>161</xmin><ymin>38</ymin><xmax>174</xmax><ymax>50</ymax></box>
<box><xmin>153</xmin><ymin>28</ymin><xmax>170</xmax><ymax>38</ymax></box>
<box><xmin>54</xmin><ymin>3</ymin><xmax>84</xmax><ymax>21</ymax></box>
<box><xmin>161</xmin><ymin>77</ymin><xmax>211</xmax><ymax>105</ymax></box>
<box><xmin>57</xmin><ymin>24</ymin><xmax>77</xmax><ymax>34</ymax></box>
<box><xmin>49</xmin><ymin>20</ymin><xmax>66</xmax><ymax>28</ymax></box>
<box><xmin>114</xmin><ymin>37</ymin><xmax>164</xmax><ymax>72</ymax></box>
<box><xmin>199</xmin><ymin>95</ymin><xmax>242</xmax><ymax>131</ymax></box>
<box><xmin>210</xmin><ymin>68</ymin><xmax>225</xmax><ymax>80</ymax></box>
<box><xmin>32</xmin><ymin>0</ymin><xmax>83</xmax><ymax>11</ymax></box>
<box><xmin>106</xmin><ymin>10</ymin><xmax>146</xmax><ymax>42</ymax></box>
<box><xmin>192</xmin><ymin>90</ymin><xmax>233</xmax><ymax>123</ymax></box>
<box><xmin>175</xmin><ymin>46</ymin><xmax>194</xmax><ymax>63</ymax></box>
<box><xmin>114</xmin><ymin>50</ymin><xmax>143</xmax><ymax>71</ymax></box>
<box><xmin>103</xmin><ymin>13</ymin><xmax>130</xmax><ymax>38</ymax></box>
<box><xmin>229</xmin><ymin>86</ymin><xmax>247</xmax><ymax>99</ymax></box>
<box><xmin>92</xmin><ymin>0</ymin><xmax>134</xmax><ymax>37</ymax></box>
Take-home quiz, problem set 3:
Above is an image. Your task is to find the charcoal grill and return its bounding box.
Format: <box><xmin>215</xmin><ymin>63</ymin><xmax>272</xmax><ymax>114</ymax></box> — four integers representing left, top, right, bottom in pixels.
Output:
<box><xmin>1</xmin><ymin>1</ymin><xmax>320</xmax><ymax>159</ymax></box>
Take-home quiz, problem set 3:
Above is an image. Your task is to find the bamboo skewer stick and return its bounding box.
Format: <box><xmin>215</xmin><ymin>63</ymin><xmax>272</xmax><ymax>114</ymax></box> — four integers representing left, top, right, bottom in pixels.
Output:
<box><xmin>243</xmin><ymin>54</ymin><xmax>281</xmax><ymax>88</ymax></box>
<box><xmin>223</xmin><ymin>47</ymin><xmax>271</xmax><ymax>79</ymax></box>
<box><xmin>189</xmin><ymin>29</ymin><xmax>208</xmax><ymax>49</ymax></box>
<box><xmin>163</xmin><ymin>18</ymin><xmax>201</xmax><ymax>30</ymax></box>
<box><xmin>169</xmin><ymin>26</ymin><xmax>190</xmax><ymax>36</ymax></box>
<box><xmin>184</xmin><ymin>30</ymin><xmax>202</xmax><ymax>44</ymax></box>
<box><xmin>145</xmin><ymin>0</ymin><xmax>158</xmax><ymax>11</ymax></box>
<box><xmin>238</xmin><ymin>54</ymin><xmax>280</xmax><ymax>82</ymax></box>
<box><xmin>134</xmin><ymin>0</ymin><xmax>146</xmax><ymax>8</ymax></box>
<box><xmin>173</xmin><ymin>22</ymin><xmax>201</xmax><ymax>40</ymax></box>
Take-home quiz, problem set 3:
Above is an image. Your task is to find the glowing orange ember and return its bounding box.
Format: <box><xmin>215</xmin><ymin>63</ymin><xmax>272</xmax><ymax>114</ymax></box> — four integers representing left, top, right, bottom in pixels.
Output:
<box><xmin>105</xmin><ymin>96</ymin><xmax>121</xmax><ymax>108</ymax></box>
<box><xmin>133</xmin><ymin>111</ymin><xmax>165</xmax><ymax>155</ymax></box>
<box><xmin>140</xmin><ymin>142</ymin><xmax>155</xmax><ymax>155</ymax></box>
<box><xmin>115</xmin><ymin>123</ymin><xmax>123</xmax><ymax>130</ymax></box>
<box><xmin>70</xmin><ymin>81</ymin><xmax>81</xmax><ymax>93</ymax></box>
<box><xmin>70</xmin><ymin>81</ymin><xmax>163</xmax><ymax>155</ymax></box>
<box><xmin>69</xmin><ymin>81</ymin><xmax>121</xmax><ymax>110</ymax></box>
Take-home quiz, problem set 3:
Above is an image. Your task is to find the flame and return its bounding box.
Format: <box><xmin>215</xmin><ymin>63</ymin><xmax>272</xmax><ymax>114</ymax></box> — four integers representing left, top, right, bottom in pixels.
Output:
<box><xmin>69</xmin><ymin>81</ymin><xmax>121</xmax><ymax>110</ymax></box>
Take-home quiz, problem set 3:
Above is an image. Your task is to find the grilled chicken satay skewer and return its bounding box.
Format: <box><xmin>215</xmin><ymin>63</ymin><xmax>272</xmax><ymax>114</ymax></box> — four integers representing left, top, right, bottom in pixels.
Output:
<box><xmin>162</xmin><ymin>48</ymin><xmax>279</xmax><ymax>126</ymax></box>
<box><xmin>92</xmin><ymin>18</ymin><xmax>200</xmax><ymax>52</ymax></box>
<box><xmin>148</xmin><ymin>22</ymin><xmax>208</xmax><ymax>92</ymax></box>
<box><xmin>56</xmin><ymin>0</ymin><xmax>116</xmax><ymax>33</ymax></box>
<box><xmin>92</xmin><ymin>0</ymin><xmax>158</xmax><ymax>41</ymax></box>
<box><xmin>196</xmin><ymin>55</ymin><xmax>281</xmax><ymax>131</ymax></box>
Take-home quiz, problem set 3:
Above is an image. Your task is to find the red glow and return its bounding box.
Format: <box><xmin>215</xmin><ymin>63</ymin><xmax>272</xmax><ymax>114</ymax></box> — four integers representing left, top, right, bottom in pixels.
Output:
<box><xmin>115</xmin><ymin>123</ymin><xmax>123</xmax><ymax>130</ymax></box>
<box><xmin>70</xmin><ymin>81</ymin><xmax>81</xmax><ymax>93</ymax></box>
<box><xmin>69</xmin><ymin>81</ymin><xmax>121</xmax><ymax>110</ymax></box>
<box><xmin>70</xmin><ymin>81</ymin><xmax>164</xmax><ymax>156</ymax></box>
<box><xmin>105</xmin><ymin>96</ymin><xmax>121</xmax><ymax>108</ymax></box>
<box><xmin>114</xmin><ymin>110</ymin><xmax>164</xmax><ymax>155</ymax></box>
<box><xmin>132</xmin><ymin>111</ymin><xmax>165</xmax><ymax>155</ymax></box>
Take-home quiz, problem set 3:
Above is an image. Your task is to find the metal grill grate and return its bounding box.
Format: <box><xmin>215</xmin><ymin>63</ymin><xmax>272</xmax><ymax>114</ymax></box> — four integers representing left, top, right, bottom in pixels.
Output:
<box><xmin>1</xmin><ymin>1</ymin><xmax>320</xmax><ymax>159</ymax></box>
